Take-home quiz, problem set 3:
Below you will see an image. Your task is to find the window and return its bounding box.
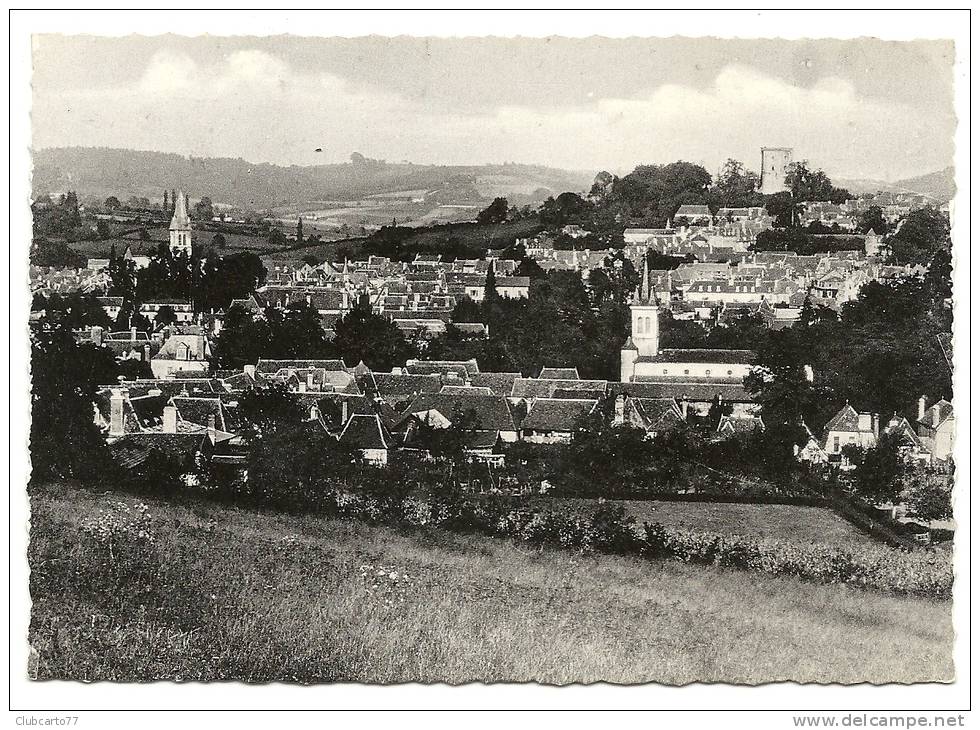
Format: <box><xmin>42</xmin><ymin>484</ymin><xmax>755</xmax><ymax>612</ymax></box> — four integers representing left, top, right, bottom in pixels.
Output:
<box><xmin>662</xmin><ymin>369</ymin><xmax>668</xmax><ymax>375</ymax></box>
<box><xmin>705</xmin><ymin>369</ymin><xmax>711</xmax><ymax>376</ymax></box>
<box><xmin>833</xmin><ymin>436</ymin><xmax>840</xmax><ymax>452</ymax></box>
<box><xmin>727</xmin><ymin>370</ymin><xmax>733</xmax><ymax>376</ymax></box>
<box><xmin>684</xmin><ymin>369</ymin><xmax>689</xmax><ymax>375</ymax></box>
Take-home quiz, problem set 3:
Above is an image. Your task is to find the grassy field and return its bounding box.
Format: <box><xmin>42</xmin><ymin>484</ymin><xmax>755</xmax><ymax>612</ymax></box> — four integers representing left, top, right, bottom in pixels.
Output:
<box><xmin>550</xmin><ymin>499</ymin><xmax>878</xmax><ymax>549</ymax></box>
<box><xmin>66</xmin><ymin>225</ymin><xmax>312</xmax><ymax>259</ymax></box>
<box><xmin>28</xmin><ymin>482</ymin><xmax>953</xmax><ymax>685</ymax></box>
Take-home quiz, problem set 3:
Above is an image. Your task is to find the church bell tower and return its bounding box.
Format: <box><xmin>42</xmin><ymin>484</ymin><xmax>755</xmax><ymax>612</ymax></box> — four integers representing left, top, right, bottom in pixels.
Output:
<box><xmin>169</xmin><ymin>190</ymin><xmax>193</xmax><ymax>257</ymax></box>
<box><xmin>620</xmin><ymin>257</ymin><xmax>660</xmax><ymax>382</ymax></box>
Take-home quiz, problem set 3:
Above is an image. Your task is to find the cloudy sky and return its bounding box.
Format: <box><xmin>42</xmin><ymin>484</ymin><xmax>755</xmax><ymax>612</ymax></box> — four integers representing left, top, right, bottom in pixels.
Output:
<box><xmin>32</xmin><ymin>34</ymin><xmax>955</xmax><ymax>181</ymax></box>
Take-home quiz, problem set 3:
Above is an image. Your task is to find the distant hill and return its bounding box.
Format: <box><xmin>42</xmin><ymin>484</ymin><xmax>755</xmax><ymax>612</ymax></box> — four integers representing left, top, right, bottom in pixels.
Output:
<box><xmin>835</xmin><ymin>166</ymin><xmax>955</xmax><ymax>202</ymax></box>
<box><xmin>31</xmin><ymin>147</ymin><xmax>594</xmax><ymax>210</ymax></box>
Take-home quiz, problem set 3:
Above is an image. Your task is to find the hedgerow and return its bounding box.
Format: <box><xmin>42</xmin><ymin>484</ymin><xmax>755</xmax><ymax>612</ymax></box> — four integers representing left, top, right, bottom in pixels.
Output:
<box><xmin>296</xmin><ymin>485</ymin><xmax>951</xmax><ymax>599</ymax></box>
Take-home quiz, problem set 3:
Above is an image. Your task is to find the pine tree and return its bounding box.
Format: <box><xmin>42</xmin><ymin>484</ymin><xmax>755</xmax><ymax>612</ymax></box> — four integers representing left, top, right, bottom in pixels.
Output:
<box><xmin>163</xmin><ymin>189</ymin><xmax>168</xmax><ymax>212</ymax></box>
<box><xmin>296</xmin><ymin>216</ymin><xmax>304</xmax><ymax>244</ymax></box>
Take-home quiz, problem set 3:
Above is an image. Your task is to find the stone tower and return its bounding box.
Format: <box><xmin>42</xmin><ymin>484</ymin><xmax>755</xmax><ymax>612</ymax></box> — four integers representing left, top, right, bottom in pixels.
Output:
<box><xmin>620</xmin><ymin>257</ymin><xmax>660</xmax><ymax>383</ymax></box>
<box><xmin>760</xmin><ymin>147</ymin><xmax>793</xmax><ymax>195</ymax></box>
<box><xmin>169</xmin><ymin>190</ymin><xmax>192</xmax><ymax>256</ymax></box>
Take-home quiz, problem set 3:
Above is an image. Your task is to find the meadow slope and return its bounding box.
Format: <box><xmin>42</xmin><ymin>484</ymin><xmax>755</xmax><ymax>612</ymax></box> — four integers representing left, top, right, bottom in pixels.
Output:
<box><xmin>28</xmin><ymin>482</ymin><xmax>953</xmax><ymax>685</ymax></box>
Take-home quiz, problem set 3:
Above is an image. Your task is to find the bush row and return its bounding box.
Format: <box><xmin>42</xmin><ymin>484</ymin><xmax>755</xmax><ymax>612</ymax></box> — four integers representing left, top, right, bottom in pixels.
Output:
<box><xmin>318</xmin><ymin>486</ymin><xmax>951</xmax><ymax>600</ymax></box>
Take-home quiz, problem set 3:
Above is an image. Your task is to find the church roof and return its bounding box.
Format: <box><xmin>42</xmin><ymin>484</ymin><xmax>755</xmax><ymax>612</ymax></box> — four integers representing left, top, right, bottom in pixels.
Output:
<box><xmin>626</xmin><ymin>379</ymin><xmax>753</xmax><ymax>403</ymax></box>
<box><xmin>637</xmin><ymin>348</ymin><xmax>756</xmax><ymax>365</ymax></box>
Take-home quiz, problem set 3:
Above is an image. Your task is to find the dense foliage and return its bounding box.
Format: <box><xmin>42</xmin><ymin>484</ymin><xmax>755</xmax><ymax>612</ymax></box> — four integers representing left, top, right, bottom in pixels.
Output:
<box><xmin>212</xmin><ymin>301</ymin><xmax>335</xmax><ymax>369</ymax></box>
<box><xmin>29</xmin><ymin>295</ymin><xmax>132</xmax><ymax>482</ymax></box>
<box><xmin>747</xmin><ymin>271</ymin><xmax>952</xmax><ymax>439</ymax></box>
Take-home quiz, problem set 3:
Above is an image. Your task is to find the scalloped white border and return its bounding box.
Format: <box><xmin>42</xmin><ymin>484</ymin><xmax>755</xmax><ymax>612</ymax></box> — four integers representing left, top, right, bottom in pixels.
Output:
<box><xmin>6</xmin><ymin>8</ymin><xmax>972</xmax><ymax>720</ymax></box>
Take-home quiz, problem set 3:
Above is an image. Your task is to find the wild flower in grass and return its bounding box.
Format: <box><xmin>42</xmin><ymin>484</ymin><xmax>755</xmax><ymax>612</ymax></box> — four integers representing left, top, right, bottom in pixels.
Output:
<box><xmin>401</xmin><ymin>497</ymin><xmax>433</xmax><ymax>526</ymax></box>
<box><xmin>358</xmin><ymin>563</ymin><xmax>413</xmax><ymax>608</ymax></box>
<box><xmin>80</xmin><ymin>501</ymin><xmax>155</xmax><ymax>560</ymax></box>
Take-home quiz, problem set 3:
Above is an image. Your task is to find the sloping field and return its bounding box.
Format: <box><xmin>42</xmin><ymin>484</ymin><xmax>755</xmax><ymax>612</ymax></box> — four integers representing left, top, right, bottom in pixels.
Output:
<box><xmin>28</xmin><ymin>482</ymin><xmax>952</xmax><ymax>685</ymax></box>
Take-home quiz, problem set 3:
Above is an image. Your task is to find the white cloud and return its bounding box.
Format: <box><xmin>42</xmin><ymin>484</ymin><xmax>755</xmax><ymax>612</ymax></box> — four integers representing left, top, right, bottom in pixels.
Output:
<box><xmin>34</xmin><ymin>55</ymin><xmax>953</xmax><ymax>182</ymax></box>
<box><xmin>137</xmin><ymin>51</ymin><xmax>198</xmax><ymax>95</ymax></box>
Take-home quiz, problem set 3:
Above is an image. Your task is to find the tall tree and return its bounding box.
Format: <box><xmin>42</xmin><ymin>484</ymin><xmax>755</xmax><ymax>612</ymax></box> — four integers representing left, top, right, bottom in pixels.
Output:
<box><xmin>476</xmin><ymin>197</ymin><xmax>509</xmax><ymax>225</ymax></box>
<box><xmin>332</xmin><ymin>306</ymin><xmax>414</xmax><ymax>371</ymax></box>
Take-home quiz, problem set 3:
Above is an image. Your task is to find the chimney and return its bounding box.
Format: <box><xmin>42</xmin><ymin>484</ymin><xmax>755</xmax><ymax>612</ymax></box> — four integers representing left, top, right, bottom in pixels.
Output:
<box><xmin>143</xmin><ymin>345</ymin><xmax>150</xmax><ymax>362</ymax></box>
<box><xmin>340</xmin><ymin>398</ymin><xmax>349</xmax><ymax>427</ymax></box>
<box><xmin>680</xmin><ymin>397</ymin><xmax>689</xmax><ymax>420</ymax></box>
<box><xmin>918</xmin><ymin>395</ymin><xmax>927</xmax><ymax>422</ymax></box>
<box><xmin>613</xmin><ymin>393</ymin><xmax>625</xmax><ymax>426</ymax></box>
<box><xmin>90</xmin><ymin>326</ymin><xmax>103</xmax><ymax>347</ymax></box>
<box><xmin>163</xmin><ymin>404</ymin><xmax>178</xmax><ymax>434</ymax></box>
<box><xmin>109</xmin><ymin>388</ymin><xmax>126</xmax><ymax>436</ymax></box>
<box><xmin>207</xmin><ymin>414</ymin><xmax>216</xmax><ymax>443</ymax></box>
<box><xmin>130</xmin><ymin>326</ymin><xmax>137</xmax><ymax>341</ymax></box>
<box><xmin>310</xmin><ymin>404</ymin><xmax>320</xmax><ymax>421</ymax></box>
<box><xmin>872</xmin><ymin>413</ymin><xmax>880</xmax><ymax>438</ymax></box>
<box><xmin>307</xmin><ymin>371</ymin><xmax>316</xmax><ymax>391</ymax></box>
<box><xmin>243</xmin><ymin>364</ymin><xmax>256</xmax><ymax>378</ymax></box>
<box><xmin>298</xmin><ymin>381</ymin><xmax>307</xmax><ymax>393</ymax></box>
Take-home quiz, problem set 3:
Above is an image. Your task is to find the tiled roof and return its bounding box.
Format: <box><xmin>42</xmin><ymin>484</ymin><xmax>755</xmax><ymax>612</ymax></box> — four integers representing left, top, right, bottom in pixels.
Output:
<box><xmin>172</xmin><ymin>396</ymin><xmax>226</xmax><ymax>431</ymax></box>
<box><xmin>552</xmin><ymin>388</ymin><xmax>605</xmax><ymax>401</ymax></box>
<box><xmin>717</xmin><ymin>414</ymin><xmax>764</xmax><ymax>434</ymax></box>
<box><xmin>128</xmin><ymin>394</ymin><xmax>167</xmax><ymax>429</ymax></box>
<box><xmin>371</xmin><ymin>373</ymin><xmax>442</xmax><ymax>398</ymax></box>
<box><xmin>404</xmin><ymin>362</ymin><xmax>470</xmax><ymax>379</ymax></box>
<box><xmin>338</xmin><ymin>413</ymin><xmax>390</xmax><ymax>451</ymax></box>
<box><xmin>406</xmin><ymin>358</ymin><xmax>480</xmax><ymax>375</ymax></box>
<box><xmin>918</xmin><ymin>399</ymin><xmax>954</xmax><ymax>430</ymax></box>
<box><xmin>396</xmin><ymin>393</ymin><xmax>517</xmax><ymax>433</ymax></box>
<box><xmin>627</xmin><ymin>379</ymin><xmax>753</xmax><ymax>403</ymax></box>
<box><xmin>468</xmin><ymin>372</ymin><xmax>521</xmax><ymax>396</ymax></box>
<box><xmin>439</xmin><ymin>385</ymin><xmax>494</xmax><ymax>396</ymax></box>
<box><xmin>824</xmin><ymin>404</ymin><xmax>875</xmax><ymax>433</ymax></box>
<box><xmin>521</xmin><ymin>398</ymin><xmax>597</xmax><ymax>432</ymax></box>
<box><xmin>628</xmin><ymin>397</ymin><xmax>683</xmax><ymax>430</ymax></box>
<box><xmin>511</xmin><ymin>378</ymin><xmax>609</xmax><ymax>399</ymax></box>
<box><xmin>638</xmin><ymin>348</ymin><xmax>756</xmax><ymax>365</ymax></box>
<box><xmin>255</xmin><ymin>359</ymin><xmax>347</xmax><ymax>374</ymax></box>
<box><xmin>109</xmin><ymin>433</ymin><xmax>204</xmax><ymax>465</ymax></box>
<box><xmin>539</xmin><ymin>367</ymin><xmax>580</xmax><ymax>380</ymax></box>
<box><xmin>220</xmin><ymin>372</ymin><xmax>256</xmax><ymax>391</ymax></box>
<box><xmin>154</xmin><ymin>334</ymin><xmax>207</xmax><ymax>361</ymax></box>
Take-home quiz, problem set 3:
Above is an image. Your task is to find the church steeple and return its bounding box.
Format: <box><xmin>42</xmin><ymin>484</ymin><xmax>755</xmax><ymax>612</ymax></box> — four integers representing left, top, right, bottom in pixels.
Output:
<box><xmin>641</xmin><ymin>254</ymin><xmax>651</xmax><ymax>303</ymax></box>
<box><xmin>169</xmin><ymin>190</ymin><xmax>192</xmax><ymax>256</ymax></box>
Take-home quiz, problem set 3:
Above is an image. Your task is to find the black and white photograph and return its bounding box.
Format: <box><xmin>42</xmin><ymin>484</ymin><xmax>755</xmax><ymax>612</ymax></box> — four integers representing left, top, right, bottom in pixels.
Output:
<box><xmin>9</xmin><ymin>8</ymin><xmax>971</xmax><ymax>721</ymax></box>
